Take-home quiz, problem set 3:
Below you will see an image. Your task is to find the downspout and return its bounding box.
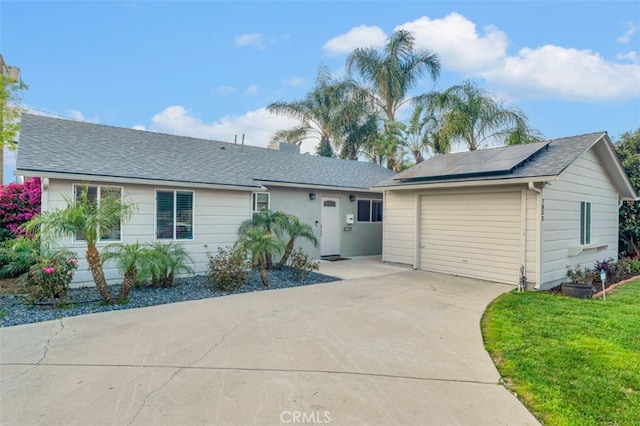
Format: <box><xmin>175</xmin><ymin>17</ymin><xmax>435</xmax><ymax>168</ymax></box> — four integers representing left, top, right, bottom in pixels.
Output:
<box><xmin>528</xmin><ymin>182</ymin><xmax>542</xmax><ymax>289</ymax></box>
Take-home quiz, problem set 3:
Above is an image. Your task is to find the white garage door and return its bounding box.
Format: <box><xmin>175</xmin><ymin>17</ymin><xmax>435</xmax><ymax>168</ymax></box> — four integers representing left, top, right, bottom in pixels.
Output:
<box><xmin>419</xmin><ymin>190</ymin><xmax>521</xmax><ymax>284</ymax></box>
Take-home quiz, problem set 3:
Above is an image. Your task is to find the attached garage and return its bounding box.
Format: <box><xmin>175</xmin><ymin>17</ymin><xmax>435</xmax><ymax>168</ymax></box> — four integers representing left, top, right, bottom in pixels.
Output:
<box><xmin>418</xmin><ymin>190</ymin><xmax>522</xmax><ymax>284</ymax></box>
<box><xmin>377</xmin><ymin>132</ymin><xmax>637</xmax><ymax>290</ymax></box>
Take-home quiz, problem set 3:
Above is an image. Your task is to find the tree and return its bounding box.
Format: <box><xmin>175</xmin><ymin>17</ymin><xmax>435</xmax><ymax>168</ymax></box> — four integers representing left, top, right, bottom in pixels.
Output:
<box><xmin>615</xmin><ymin>129</ymin><xmax>640</xmax><ymax>256</ymax></box>
<box><xmin>346</xmin><ymin>29</ymin><xmax>441</xmax><ymax>170</ymax></box>
<box><xmin>275</xmin><ymin>216</ymin><xmax>318</xmax><ymax>269</ymax></box>
<box><xmin>267</xmin><ymin>66</ymin><xmax>362</xmax><ymax>157</ymax></box>
<box><xmin>1</xmin><ymin>70</ymin><xmax>28</xmax><ymax>185</ymax></box>
<box><xmin>235</xmin><ymin>225</ymin><xmax>285</xmax><ymax>286</ymax></box>
<box><xmin>26</xmin><ymin>185</ymin><xmax>137</xmax><ymax>304</ymax></box>
<box><xmin>423</xmin><ymin>80</ymin><xmax>543</xmax><ymax>152</ymax></box>
<box><xmin>395</xmin><ymin>105</ymin><xmax>449</xmax><ymax>165</ymax></box>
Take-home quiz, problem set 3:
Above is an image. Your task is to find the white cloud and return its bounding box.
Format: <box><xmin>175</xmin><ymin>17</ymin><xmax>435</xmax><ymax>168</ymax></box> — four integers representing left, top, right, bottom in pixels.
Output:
<box><xmin>399</xmin><ymin>13</ymin><xmax>508</xmax><ymax>72</ymax></box>
<box><xmin>481</xmin><ymin>45</ymin><xmax>640</xmax><ymax>101</ymax></box>
<box><xmin>212</xmin><ymin>85</ymin><xmax>236</xmax><ymax>95</ymax></box>
<box><xmin>284</xmin><ymin>76</ymin><xmax>305</xmax><ymax>87</ymax></box>
<box><xmin>617</xmin><ymin>22</ymin><xmax>637</xmax><ymax>44</ymax></box>
<box><xmin>132</xmin><ymin>124</ymin><xmax>146</xmax><ymax>131</ymax></box>
<box><xmin>67</xmin><ymin>109</ymin><xmax>99</xmax><ymax>123</ymax></box>
<box><xmin>147</xmin><ymin>105</ymin><xmax>316</xmax><ymax>153</ymax></box>
<box><xmin>244</xmin><ymin>84</ymin><xmax>259</xmax><ymax>95</ymax></box>
<box><xmin>322</xmin><ymin>25</ymin><xmax>387</xmax><ymax>56</ymax></box>
<box><xmin>616</xmin><ymin>51</ymin><xmax>639</xmax><ymax>63</ymax></box>
<box><xmin>235</xmin><ymin>33</ymin><xmax>269</xmax><ymax>49</ymax></box>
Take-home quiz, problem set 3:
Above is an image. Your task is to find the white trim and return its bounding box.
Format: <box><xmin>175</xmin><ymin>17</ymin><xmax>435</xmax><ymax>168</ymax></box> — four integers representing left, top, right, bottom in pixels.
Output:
<box><xmin>16</xmin><ymin>171</ymin><xmax>263</xmax><ymax>192</ymax></box>
<box><xmin>376</xmin><ymin>176</ymin><xmax>559</xmax><ymax>191</ymax></box>
<box><xmin>528</xmin><ymin>182</ymin><xmax>543</xmax><ymax>290</ymax></box>
<box><xmin>259</xmin><ymin>180</ymin><xmax>384</xmax><ymax>193</ymax></box>
<box><xmin>414</xmin><ymin>193</ymin><xmax>421</xmax><ymax>269</ymax></box>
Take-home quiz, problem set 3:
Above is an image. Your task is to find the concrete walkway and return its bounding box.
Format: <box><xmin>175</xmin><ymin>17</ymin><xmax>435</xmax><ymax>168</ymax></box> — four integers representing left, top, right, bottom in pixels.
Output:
<box><xmin>0</xmin><ymin>258</ymin><xmax>539</xmax><ymax>425</ymax></box>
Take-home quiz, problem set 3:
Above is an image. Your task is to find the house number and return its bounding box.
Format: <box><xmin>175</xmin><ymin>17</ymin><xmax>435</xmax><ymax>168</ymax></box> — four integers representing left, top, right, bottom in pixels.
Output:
<box><xmin>541</xmin><ymin>199</ymin><xmax>545</xmax><ymax>221</ymax></box>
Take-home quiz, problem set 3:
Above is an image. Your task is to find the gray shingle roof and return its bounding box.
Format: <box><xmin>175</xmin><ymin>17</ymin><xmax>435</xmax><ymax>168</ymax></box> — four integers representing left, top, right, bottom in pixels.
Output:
<box><xmin>375</xmin><ymin>132</ymin><xmax>608</xmax><ymax>188</ymax></box>
<box><xmin>17</xmin><ymin>114</ymin><xmax>395</xmax><ymax>190</ymax></box>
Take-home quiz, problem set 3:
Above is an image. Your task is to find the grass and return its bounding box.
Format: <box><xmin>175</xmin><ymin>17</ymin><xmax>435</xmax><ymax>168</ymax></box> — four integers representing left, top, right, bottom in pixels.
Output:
<box><xmin>482</xmin><ymin>279</ymin><xmax>640</xmax><ymax>426</ymax></box>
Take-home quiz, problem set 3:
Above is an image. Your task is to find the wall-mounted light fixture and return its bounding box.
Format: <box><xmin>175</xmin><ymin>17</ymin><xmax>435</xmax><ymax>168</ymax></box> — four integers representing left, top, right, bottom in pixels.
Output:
<box><xmin>309</xmin><ymin>192</ymin><xmax>316</xmax><ymax>201</ymax></box>
<box><xmin>349</xmin><ymin>194</ymin><xmax>356</xmax><ymax>202</ymax></box>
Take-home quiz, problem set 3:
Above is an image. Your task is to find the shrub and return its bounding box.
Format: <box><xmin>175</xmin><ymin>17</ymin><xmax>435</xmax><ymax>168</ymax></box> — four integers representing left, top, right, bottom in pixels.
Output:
<box><xmin>141</xmin><ymin>242</ymin><xmax>194</xmax><ymax>288</ymax></box>
<box><xmin>26</xmin><ymin>251</ymin><xmax>78</xmax><ymax>308</ymax></box>
<box><xmin>0</xmin><ymin>236</ymin><xmax>40</xmax><ymax>280</ymax></box>
<box><xmin>0</xmin><ymin>177</ymin><xmax>41</xmax><ymax>241</ymax></box>
<box><xmin>566</xmin><ymin>265</ymin><xmax>590</xmax><ymax>284</ymax></box>
<box><xmin>289</xmin><ymin>248</ymin><xmax>319</xmax><ymax>280</ymax></box>
<box><xmin>206</xmin><ymin>246</ymin><xmax>251</xmax><ymax>292</ymax></box>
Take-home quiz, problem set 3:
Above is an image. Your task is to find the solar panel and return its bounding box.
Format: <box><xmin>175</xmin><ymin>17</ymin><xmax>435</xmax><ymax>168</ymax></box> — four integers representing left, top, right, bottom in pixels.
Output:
<box><xmin>396</xmin><ymin>141</ymin><xmax>550</xmax><ymax>181</ymax></box>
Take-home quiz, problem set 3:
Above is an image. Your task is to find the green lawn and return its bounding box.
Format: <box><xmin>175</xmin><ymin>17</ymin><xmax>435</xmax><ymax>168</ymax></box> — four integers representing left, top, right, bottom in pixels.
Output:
<box><xmin>482</xmin><ymin>280</ymin><xmax>640</xmax><ymax>426</ymax></box>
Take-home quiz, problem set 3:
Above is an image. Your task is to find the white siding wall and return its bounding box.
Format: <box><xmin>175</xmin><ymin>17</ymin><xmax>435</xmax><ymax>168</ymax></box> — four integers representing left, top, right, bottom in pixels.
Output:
<box><xmin>525</xmin><ymin>189</ymin><xmax>539</xmax><ymax>286</ymax></box>
<box><xmin>382</xmin><ymin>190</ymin><xmax>416</xmax><ymax>265</ymax></box>
<box><xmin>540</xmin><ymin>148</ymin><xmax>619</xmax><ymax>288</ymax></box>
<box><xmin>44</xmin><ymin>179</ymin><xmax>252</xmax><ymax>286</ymax></box>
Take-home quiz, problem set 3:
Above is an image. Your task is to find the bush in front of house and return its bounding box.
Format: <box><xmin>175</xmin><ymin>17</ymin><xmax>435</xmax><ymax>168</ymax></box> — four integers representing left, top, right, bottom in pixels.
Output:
<box><xmin>142</xmin><ymin>241</ymin><xmax>195</xmax><ymax>288</ymax></box>
<box><xmin>0</xmin><ymin>236</ymin><xmax>40</xmax><ymax>280</ymax></box>
<box><xmin>205</xmin><ymin>245</ymin><xmax>251</xmax><ymax>292</ymax></box>
<box><xmin>566</xmin><ymin>257</ymin><xmax>640</xmax><ymax>290</ymax></box>
<box><xmin>0</xmin><ymin>177</ymin><xmax>41</xmax><ymax>242</ymax></box>
<box><xmin>289</xmin><ymin>248</ymin><xmax>319</xmax><ymax>280</ymax></box>
<box><xmin>26</xmin><ymin>250</ymin><xmax>78</xmax><ymax>308</ymax></box>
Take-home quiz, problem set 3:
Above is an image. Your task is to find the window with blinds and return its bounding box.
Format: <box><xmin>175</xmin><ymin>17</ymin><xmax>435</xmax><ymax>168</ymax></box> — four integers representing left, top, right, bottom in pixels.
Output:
<box><xmin>156</xmin><ymin>190</ymin><xmax>194</xmax><ymax>240</ymax></box>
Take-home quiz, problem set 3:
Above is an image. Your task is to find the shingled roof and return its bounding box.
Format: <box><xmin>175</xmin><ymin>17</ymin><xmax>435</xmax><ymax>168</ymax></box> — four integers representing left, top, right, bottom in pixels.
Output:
<box><xmin>374</xmin><ymin>131</ymin><xmax>637</xmax><ymax>200</ymax></box>
<box><xmin>16</xmin><ymin>114</ymin><xmax>395</xmax><ymax>191</ymax></box>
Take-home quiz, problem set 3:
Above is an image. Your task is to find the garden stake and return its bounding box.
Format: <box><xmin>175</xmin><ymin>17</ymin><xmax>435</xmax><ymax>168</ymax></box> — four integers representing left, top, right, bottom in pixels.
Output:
<box><xmin>600</xmin><ymin>269</ymin><xmax>606</xmax><ymax>301</ymax></box>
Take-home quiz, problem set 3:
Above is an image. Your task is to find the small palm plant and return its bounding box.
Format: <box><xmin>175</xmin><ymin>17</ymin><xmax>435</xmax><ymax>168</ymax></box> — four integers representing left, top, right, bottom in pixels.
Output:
<box><xmin>238</xmin><ymin>209</ymin><xmax>290</xmax><ymax>269</ymax></box>
<box><xmin>276</xmin><ymin>216</ymin><xmax>318</xmax><ymax>269</ymax></box>
<box><xmin>235</xmin><ymin>226</ymin><xmax>285</xmax><ymax>286</ymax></box>
<box><xmin>26</xmin><ymin>185</ymin><xmax>136</xmax><ymax>304</ymax></box>
<box><xmin>102</xmin><ymin>242</ymin><xmax>147</xmax><ymax>301</ymax></box>
<box><xmin>142</xmin><ymin>242</ymin><xmax>194</xmax><ymax>288</ymax></box>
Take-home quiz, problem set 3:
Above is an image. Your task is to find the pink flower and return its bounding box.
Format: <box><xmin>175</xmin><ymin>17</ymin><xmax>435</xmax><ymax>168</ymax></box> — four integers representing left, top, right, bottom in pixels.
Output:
<box><xmin>68</xmin><ymin>258</ymin><xmax>77</xmax><ymax>265</ymax></box>
<box><xmin>43</xmin><ymin>267</ymin><xmax>55</xmax><ymax>274</ymax></box>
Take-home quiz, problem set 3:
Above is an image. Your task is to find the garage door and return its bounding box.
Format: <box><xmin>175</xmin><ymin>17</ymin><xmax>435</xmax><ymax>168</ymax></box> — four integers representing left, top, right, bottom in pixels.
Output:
<box><xmin>419</xmin><ymin>190</ymin><xmax>521</xmax><ymax>284</ymax></box>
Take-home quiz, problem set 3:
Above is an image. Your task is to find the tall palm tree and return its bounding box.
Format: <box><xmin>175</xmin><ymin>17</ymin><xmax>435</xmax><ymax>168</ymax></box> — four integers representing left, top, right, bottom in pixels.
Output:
<box><xmin>27</xmin><ymin>185</ymin><xmax>136</xmax><ymax>304</ymax></box>
<box><xmin>397</xmin><ymin>104</ymin><xmax>450</xmax><ymax>164</ymax></box>
<box><xmin>267</xmin><ymin>66</ymin><xmax>362</xmax><ymax>157</ymax></box>
<box><xmin>346</xmin><ymin>29</ymin><xmax>441</xmax><ymax>170</ymax></box>
<box><xmin>235</xmin><ymin>226</ymin><xmax>285</xmax><ymax>286</ymax></box>
<box><xmin>275</xmin><ymin>216</ymin><xmax>318</xmax><ymax>269</ymax></box>
<box><xmin>427</xmin><ymin>80</ymin><xmax>543</xmax><ymax>151</ymax></box>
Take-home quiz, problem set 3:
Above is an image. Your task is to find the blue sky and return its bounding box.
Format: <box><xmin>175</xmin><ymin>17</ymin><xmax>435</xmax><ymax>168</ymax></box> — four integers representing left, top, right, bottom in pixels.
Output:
<box><xmin>2</xmin><ymin>1</ymin><xmax>639</xmax><ymax>183</ymax></box>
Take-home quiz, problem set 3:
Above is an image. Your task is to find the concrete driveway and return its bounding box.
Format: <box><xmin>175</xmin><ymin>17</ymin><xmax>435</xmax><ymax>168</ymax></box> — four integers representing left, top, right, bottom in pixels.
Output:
<box><xmin>0</xmin><ymin>258</ymin><xmax>539</xmax><ymax>425</ymax></box>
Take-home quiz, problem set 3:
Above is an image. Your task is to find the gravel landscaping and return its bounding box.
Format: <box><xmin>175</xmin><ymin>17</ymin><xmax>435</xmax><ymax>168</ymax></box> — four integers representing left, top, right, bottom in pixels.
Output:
<box><xmin>0</xmin><ymin>267</ymin><xmax>339</xmax><ymax>327</ymax></box>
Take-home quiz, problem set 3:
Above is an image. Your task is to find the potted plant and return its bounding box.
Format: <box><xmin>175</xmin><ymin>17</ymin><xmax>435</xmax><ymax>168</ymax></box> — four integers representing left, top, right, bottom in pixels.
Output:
<box><xmin>561</xmin><ymin>265</ymin><xmax>594</xmax><ymax>298</ymax></box>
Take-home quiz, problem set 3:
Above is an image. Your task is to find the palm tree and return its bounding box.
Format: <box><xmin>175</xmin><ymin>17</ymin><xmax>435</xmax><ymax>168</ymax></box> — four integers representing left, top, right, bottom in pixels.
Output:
<box><xmin>143</xmin><ymin>241</ymin><xmax>194</xmax><ymax>288</ymax></box>
<box><xmin>239</xmin><ymin>209</ymin><xmax>290</xmax><ymax>269</ymax></box>
<box><xmin>102</xmin><ymin>242</ymin><xmax>146</xmax><ymax>301</ymax></box>
<box><xmin>267</xmin><ymin>66</ymin><xmax>363</xmax><ymax>157</ymax></box>
<box><xmin>235</xmin><ymin>226</ymin><xmax>285</xmax><ymax>286</ymax></box>
<box><xmin>426</xmin><ymin>80</ymin><xmax>543</xmax><ymax>151</ymax></box>
<box><xmin>276</xmin><ymin>217</ymin><xmax>318</xmax><ymax>269</ymax></box>
<box><xmin>26</xmin><ymin>185</ymin><xmax>136</xmax><ymax>304</ymax></box>
<box><xmin>346</xmin><ymin>29</ymin><xmax>441</xmax><ymax>170</ymax></box>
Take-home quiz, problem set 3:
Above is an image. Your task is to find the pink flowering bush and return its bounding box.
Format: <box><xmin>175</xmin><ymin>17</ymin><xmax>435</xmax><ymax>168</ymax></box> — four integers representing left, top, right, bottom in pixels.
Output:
<box><xmin>0</xmin><ymin>177</ymin><xmax>41</xmax><ymax>241</ymax></box>
<box><xmin>27</xmin><ymin>251</ymin><xmax>78</xmax><ymax>308</ymax></box>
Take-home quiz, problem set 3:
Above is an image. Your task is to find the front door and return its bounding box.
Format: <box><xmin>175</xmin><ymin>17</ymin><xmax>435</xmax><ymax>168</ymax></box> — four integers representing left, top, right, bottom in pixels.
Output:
<box><xmin>321</xmin><ymin>197</ymin><xmax>340</xmax><ymax>256</ymax></box>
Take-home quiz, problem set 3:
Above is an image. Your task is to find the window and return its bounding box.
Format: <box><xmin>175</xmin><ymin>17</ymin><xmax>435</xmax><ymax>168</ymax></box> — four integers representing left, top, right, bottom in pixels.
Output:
<box><xmin>73</xmin><ymin>185</ymin><xmax>123</xmax><ymax>242</ymax></box>
<box><xmin>357</xmin><ymin>199</ymin><xmax>383</xmax><ymax>222</ymax></box>
<box><xmin>252</xmin><ymin>192</ymin><xmax>270</xmax><ymax>212</ymax></box>
<box><xmin>580</xmin><ymin>201</ymin><xmax>591</xmax><ymax>245</ymax></box>
<box><xmin>156</xmin><ymin>190</ymin><xmax>194</xmax><ymax>240</ymax></box>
